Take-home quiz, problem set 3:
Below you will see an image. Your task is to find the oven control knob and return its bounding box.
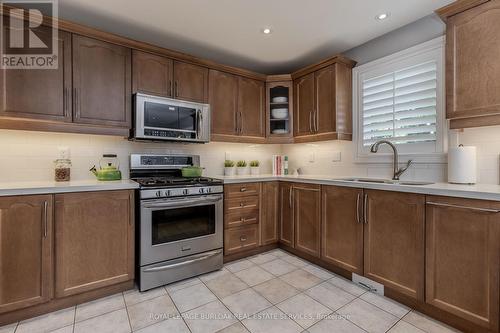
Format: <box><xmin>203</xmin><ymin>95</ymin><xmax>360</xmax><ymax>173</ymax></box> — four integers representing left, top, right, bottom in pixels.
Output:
<box><xmin>207</xmin><ymin>187</ymin><xmax>212</xmax><ymax>193</ymax></box>
<box><xmin>165</xmin><ymin>190</ymin><xmax>171</xmax><ymax>197</ymax></box>
<box><xmin>156</xmin><ymin>190</ymin><xmax>162</xmax><ymax>198</ymax></box>
<box><xmin>199</xmin><ymin>188</ymin><xmax>204</xmax><ymax>194</ymax></box>
<box><xmin>183</xmin><ymin>189</ymin><xmax>189</xmax><ymax>195</ymax></box>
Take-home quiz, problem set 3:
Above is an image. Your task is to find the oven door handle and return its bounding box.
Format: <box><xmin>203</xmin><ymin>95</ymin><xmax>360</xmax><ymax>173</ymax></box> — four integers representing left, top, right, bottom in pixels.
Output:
<box><xmin>142</xmin><ymin>197</ymin><xmax>222</xmax><ymax>209</ymax></box>
<box><xmin>142</xmin><ymin>249</ymin><xmax>222</xmax><ymax>273</ymax></box>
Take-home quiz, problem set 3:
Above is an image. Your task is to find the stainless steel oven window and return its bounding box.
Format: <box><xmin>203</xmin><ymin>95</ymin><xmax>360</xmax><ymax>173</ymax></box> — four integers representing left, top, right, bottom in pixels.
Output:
<box><xmin>151</xmin><ymin>204</ymin><xmax>215</xmax><ymax>244</ymax></box>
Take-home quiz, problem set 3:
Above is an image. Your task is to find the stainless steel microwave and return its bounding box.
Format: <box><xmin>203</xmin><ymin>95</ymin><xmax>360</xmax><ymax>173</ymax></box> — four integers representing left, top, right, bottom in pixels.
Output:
<box><xmin>133</xmin><ymin>93</ymin><xmax>210</xmax><ymax>143</ymax></box>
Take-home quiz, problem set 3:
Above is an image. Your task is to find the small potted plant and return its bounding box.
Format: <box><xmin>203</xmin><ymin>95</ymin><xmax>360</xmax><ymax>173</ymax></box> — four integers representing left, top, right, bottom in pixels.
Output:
<box><xmin>236</xmin><ymin>160</ymin><xmax>248</xmax><ymax>175</ymax></box>
<box><xmin>224</xmin><ymin>160</ymin><xmax>235</xmax><ymax>176</ymax></box>
<box><xmin>250</xmin><ymin>160</ymin><xmax>260</xmax><ymax>175</ymax></box>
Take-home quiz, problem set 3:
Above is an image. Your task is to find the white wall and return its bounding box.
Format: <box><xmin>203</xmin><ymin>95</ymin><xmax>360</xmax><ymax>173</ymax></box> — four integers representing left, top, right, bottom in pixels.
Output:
<box><xmin>0</xmin><ymin>130</ymin><xmax>281</xmax><ymax>182</ymax></box>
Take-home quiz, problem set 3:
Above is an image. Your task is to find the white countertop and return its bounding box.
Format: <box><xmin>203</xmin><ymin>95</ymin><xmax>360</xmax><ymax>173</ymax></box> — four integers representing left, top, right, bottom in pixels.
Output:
<box><xmin>0</xmin><ymin>179</ymin><xmax>139</xmax><ymax>197</ymax></box>
<box><xmin>216</xmin><ymin>174</ymin><xmax>500</xmax><ymax>201</ymax></box>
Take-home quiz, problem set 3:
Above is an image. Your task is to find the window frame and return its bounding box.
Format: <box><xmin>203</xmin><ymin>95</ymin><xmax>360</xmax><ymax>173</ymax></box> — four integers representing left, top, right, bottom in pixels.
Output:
<box><xmin>352</xmin><ymin>36</ymin><xmax>447</xmax><ymax>164</ymax></box>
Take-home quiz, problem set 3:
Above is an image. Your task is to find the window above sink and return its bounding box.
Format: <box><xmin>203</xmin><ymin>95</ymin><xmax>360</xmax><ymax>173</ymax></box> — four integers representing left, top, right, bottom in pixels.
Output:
<box><xmin>352</xmin><ymin>37</ymin><xmax>447</xmax><ymax>164</ymax></box>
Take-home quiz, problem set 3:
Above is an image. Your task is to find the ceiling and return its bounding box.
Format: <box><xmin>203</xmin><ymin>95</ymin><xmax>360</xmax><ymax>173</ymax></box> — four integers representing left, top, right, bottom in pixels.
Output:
<box><xmin>58</xmin><ymin>0</ymin><xmax>453</xmax><ymax>74</ymax></box>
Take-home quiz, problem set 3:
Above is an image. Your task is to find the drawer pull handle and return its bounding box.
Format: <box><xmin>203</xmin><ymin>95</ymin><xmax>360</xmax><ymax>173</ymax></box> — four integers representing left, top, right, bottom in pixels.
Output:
<box><xmin>240</xmin><ymin>202</ymin><xmax>244</xmax><ymax>207</ymax></box>
<box><xmin>240</xmin><ymin>218</ymin><xmax>246</xmax><ymax>222</ymax></box>
<box><xmin>240</xmin><ymin>187</ymin><xmax>247</xmax><ymax>192</ymax></box>
<box><xmin>240</xmin><ymin>235</ymin><xmax>247</xmax><ymax>242</ymax></box>
<box><xmin>427</xmin><ymin>201</ymin><xmax>500</xmax><ymax>213</ymax></box>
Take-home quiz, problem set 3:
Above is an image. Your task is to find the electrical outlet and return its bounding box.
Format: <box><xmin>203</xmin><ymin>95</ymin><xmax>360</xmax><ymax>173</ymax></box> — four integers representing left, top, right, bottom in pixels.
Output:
<box><xmin>332</xmin><ymin>151</ymin><xmax>341</xmax><ymax>162</ymax></box>
<box><xmin>309</xmin><ymin>152</ymin><xmax>315</xmax><ymax>163</ymax></box>
<box><xmin>58</xmin><ymin>146</ymin><xmax>70</xmax><ymax>159</ymax></box>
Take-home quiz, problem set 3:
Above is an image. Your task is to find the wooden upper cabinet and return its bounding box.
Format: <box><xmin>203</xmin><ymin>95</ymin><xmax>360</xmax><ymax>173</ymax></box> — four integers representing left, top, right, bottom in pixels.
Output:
<box><xmin>132</xmin><ymin>50</ymin><xmax>173</xmax><ymax>97</ymax></box>
<box><xmin>54</xmin><ymin>190</ymin><xmax>134</xmax><ymax>298</ymax></box>
<box><xmin>279</xmin><ymin>182</ymin><xmax>294</xmax><ymax>248</ymax></box>
<box><xmin>0</xmin><ymin>195</ymin><xmax>53</xmax><ymax>314</ymax></box>
<box><xmin>173</xmin><ymin>61</ymin><xmax>208</xmax><ymax>103</ymax></box>
<box><xmin>443</xmin><ymin>1</ymin><xmax>500</xmax><ymax>129</ymax></box>
<box><xmin>364</xmin><ymin>190</ymin><xmax>425</xmax><ymax>301</ymax></box>
<box><xmin>0</xmin><ymin>26</ymin><xmax>72</xmax><ymax>122</ymax></box>
<box><xmin>72</xmin><ymin>35</ymin><xmax>131</xmax><ymax>127</ymax></box>
<box><xmin>293</xmin><ymin>184</ymin><xmax>321</xmax><ymax>258</ymax></box>
<box><xmin>294</xmin><ymin>73</ymin><xmax>315</xmax><ymax>137</ymax></box>
<box><xmin>210</xmin><ymin>70</ymin><xmax>238</xmax><ymax>137</ymax></box>
<box><xmin>238</xmin><ymin>77</ymin><xmax>265</xmax><ymax>139</ymax></box>
<box><xmin>321</xmin><ymin>186</ymin><xmax>363</xmax><ymax>274</ymax></box>
<box><xmin>261</xmin><ymin>182</ymin><xmax>279</xmax><ymax>245</ymax></box>
<box><xmin>426</xmin><ymin>196</ymin><xmax>500</xmax><ymax>331</ymax></box>
<box><xmin>315</xmin><ymin>65</ymin><xmax>335</xmax><ymax>134</ymax></box>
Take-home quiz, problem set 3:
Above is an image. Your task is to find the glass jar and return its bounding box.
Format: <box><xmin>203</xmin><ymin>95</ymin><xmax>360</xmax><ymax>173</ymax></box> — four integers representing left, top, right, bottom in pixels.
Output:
<box><xmin>54</xmin><ymin>159</ymin><xmax>71</xmax><ymax>182</ymax></box>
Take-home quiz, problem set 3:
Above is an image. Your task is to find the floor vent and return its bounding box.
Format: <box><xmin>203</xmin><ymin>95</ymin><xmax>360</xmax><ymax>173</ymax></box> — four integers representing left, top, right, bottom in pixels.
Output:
<box><xmin>352</xmin><ymin>273</ymin><xmax>385</xmax><ymax>296</ymax></box>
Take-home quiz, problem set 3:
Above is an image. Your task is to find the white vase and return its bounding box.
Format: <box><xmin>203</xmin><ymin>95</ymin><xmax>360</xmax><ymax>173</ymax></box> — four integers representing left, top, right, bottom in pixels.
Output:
<box><xmin>236</xmin><ymin>167</ymin><xmax>248</xmax><ymax>175</ymax></box>
<box><xmin>224</xmin><ymin>167</ymin><xmax>235</xmax><ymax>176</ymax></box>
<box><xmin>250</xmin><ymin>167</ymin><xmax>260</xmax><ymax>175</ymax></box>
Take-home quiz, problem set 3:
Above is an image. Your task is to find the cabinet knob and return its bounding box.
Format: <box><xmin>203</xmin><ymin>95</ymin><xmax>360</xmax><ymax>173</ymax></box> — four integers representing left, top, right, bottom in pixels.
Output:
<box><xmin>240</xmin><ymin>202</ymin><xmax>244</xmax><ymax>207</ymax></box>
<box><xmin>240</xmin><ymin>187</ymin><xmax>246</xmax><ymax>192</ymax></box>
<box><xmin>240</xmin><ymin>235</ymin><xmax>247</xmax><ymax>242</ymax></box>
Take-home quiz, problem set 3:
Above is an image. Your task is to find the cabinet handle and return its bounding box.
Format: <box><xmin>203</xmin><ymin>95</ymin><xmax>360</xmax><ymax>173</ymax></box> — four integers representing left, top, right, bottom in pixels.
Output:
<box><xmin>356</xmin><ymin>193</ymin><xmax>361</xmax><ymax>224</ymax></box>
<box><xmin>426</xmin><ymin>201</ymin><xmax>500</xmax><ymax>213</ymax></box>
<box><xmin>168</xmin><ymin>81</ymin><xmax>172</xmax><ymax>96</ymax></box>
<box><xmin>363</xmin><ymin>194</ymin><xmax>368</xmax><ymax>224</ymax></box>
<box><xmin>43</xmin><ymin>201</ymin><xmax>48</xmax><ymax>238</ymax></box>
<box><xmin>240</xmin><ymin>235</ymin><xmax>247</xmax><ymax>242</ymax></box>
<box><xmin>73</xmin><ymin>88</ymin><xmax>80</xmax><ymax>118</ymax></box>
<box><xmin>309</xmin><ymin>111</ymin><xmax>313</xmax><ymax>133</ymax></box>
<box><xmin>174</xmin><ymin>81</ymin><xmax>179</xmax><ymax>97</ymax></box>
<box><xmin>240</xmin><ymin>202</ymin><xmax>244</xmax><ymax>207</ymax></box>
<box><xmin>313</xmin><ymin>111</ymin><xmax>318</xmax><ymax>133</ymax></box>
<box><xmin>239</xmin><ymin>111</ymin><xmax>243</xmax><ymax>134</ymax></box>
<box><xmin>240</xmin><ymin>187</ymin><xmax>246</xmax><ymax>192</ymax></box>
<box><xmin>289</xmin><ymin>187</ymin><xmax>293</xmax><ymax>208</ymax></box>
<box><xmin>63</xmin><ymin>88</ymin><xmax>68</xmax><ymax>117</ymax></box>
<box><xmin>240</xmin><ymin>217</ymin><xmax>246</xmax><ymax>223</ymax></box>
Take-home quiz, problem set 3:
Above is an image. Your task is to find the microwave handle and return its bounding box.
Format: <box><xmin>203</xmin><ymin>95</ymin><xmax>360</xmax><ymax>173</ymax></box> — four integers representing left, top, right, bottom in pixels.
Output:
<box><xmin>197</xmin><ymin>109</ymin><xmax>203</xmax><ymax>139</ymax></box>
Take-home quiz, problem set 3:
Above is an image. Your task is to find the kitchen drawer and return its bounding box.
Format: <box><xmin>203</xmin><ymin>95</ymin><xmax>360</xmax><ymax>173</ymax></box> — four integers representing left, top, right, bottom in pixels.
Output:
<box><xmin>224</xmin><ymin>224</ymin><xmax>259</xmax><ymax>255</ymax></box>
<box><xmin>224</xmin><ymin>183</ymin><xmax>260</xmax><ymax>198</ymax></box>
<box><xmin>225</xmin><ymin>209</ymin><xmax>259</xmax><ymax>228</ymax></box>
<box><xmin>224</xmin><ymin>196</ymin><xmax>259</xmax><ymax>214</ymax></box>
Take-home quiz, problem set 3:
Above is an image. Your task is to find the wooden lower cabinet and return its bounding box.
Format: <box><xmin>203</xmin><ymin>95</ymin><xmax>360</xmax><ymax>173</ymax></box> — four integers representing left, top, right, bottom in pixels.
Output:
<box><xmin>426</xmin><ymin>196</ymin><xmax>500</xmax><ymax>331</ymax></box>
<box><xmin>261</xmin><ymin>182</ymin><xmax>279</xmax><ymax>245</ymax></box>
<box><xmin>54</xmin><ymin>190</ymin><xmax>134</xmax><ymax>298</ymax></box>
<box><xmin>293</xmin><ymin>184</ymin><xmax>321</xmax><ymax>258</ymax></box>
<box><xmin>321</xmin><ymin>186</ymin><xmax>363</xmax><ymax>274</ymax></box>
<box><xmin>224</xmin><ymin>224</ymin><xmax>259</xmax><ymax>256</ymax></box>
<box><xmin>0</xmin><ymin>195</ymin><xmax>53</xmax><ymax>314</ymax></box>
<box><xmin>223</xmin><ymin>183</ymin><xmax>261</xmax><ymax>256</ymax></box>
<box><xmin>279</xmin><ymin>182</ymin><xmax>294</xmax><ymax>247</ymax></box>
<box><xmin>363</xmin><ymin>190</ymin><xmax>425</xmax><ymax>301</ymax></box>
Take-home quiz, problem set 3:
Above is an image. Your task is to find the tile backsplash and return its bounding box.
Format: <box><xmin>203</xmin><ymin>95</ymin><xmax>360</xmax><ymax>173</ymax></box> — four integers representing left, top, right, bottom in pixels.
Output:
<box><xmin>0</xmin><ymin>130</ymin><xmax>281</xmax><ymax>182</ymax></box>
<box><xmin>1</xmin><ymin>125</ymin><xmax>499</xmax><ymax>184</ymax></box>
<box><xmin>282</xmin><ymin>126</ymin><xmax>500</xmax><ymax>185</ymax></box>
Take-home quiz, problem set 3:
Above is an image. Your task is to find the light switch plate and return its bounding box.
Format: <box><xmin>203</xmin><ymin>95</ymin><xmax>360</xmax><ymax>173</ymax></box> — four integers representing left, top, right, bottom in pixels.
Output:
<box><xmin>332</xmin><ymin>151</ymin><xmax>341</xmax><ymax>162</ymax></box>
<box><xmin>309</xmin><ymin>152</ymin><xmax>315</xmax><ymax>163</ymax></box>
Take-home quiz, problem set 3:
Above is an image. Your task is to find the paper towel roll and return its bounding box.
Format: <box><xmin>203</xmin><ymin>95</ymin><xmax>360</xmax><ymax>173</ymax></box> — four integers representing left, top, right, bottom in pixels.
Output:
<box><xmin>448</xmin><ymin>145</ymin><xmax>477</xmax><ymax>184</ymax></box>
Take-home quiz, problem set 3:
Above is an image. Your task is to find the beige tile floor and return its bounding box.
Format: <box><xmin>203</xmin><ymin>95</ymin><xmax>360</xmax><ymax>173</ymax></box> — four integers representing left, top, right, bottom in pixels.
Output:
<box><xmin>1</xmin><ymin>249</ymin><xmax>462</xmax><ymax>333</ymax></box>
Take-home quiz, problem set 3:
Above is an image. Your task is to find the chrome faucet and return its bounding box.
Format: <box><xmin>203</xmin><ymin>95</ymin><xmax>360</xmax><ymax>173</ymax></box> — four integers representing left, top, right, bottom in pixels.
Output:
<box><xmin>370</xmin><ymin>140</ymin><xmax>413</xmax><ymax>180</ymax></box>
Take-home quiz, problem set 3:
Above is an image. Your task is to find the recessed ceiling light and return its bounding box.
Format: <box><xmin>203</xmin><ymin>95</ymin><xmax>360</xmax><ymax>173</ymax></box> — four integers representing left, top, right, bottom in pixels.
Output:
<box><xmin>262</xmin><ymin>28</ymin><xmax>272</xmax><ymax>34</ymax></box>
<box><xmin>376</xmin><ymin>13</ymin><xmax>389</xmax><ymax>20</ymax></box>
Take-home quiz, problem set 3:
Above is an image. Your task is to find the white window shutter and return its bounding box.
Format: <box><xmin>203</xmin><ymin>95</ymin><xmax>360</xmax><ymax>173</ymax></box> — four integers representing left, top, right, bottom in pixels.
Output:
<box><xmin>362</xmin><ymin>61</ymin><xmax>437</xmax><ymax>147</ymax></box>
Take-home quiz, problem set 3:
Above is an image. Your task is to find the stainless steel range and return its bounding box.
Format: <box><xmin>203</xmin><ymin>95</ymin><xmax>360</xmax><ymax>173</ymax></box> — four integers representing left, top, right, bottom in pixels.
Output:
<box><xmin>130</xmin><ymin>154</ymin><xmax>223</xmax><ymax>291</ymax></box>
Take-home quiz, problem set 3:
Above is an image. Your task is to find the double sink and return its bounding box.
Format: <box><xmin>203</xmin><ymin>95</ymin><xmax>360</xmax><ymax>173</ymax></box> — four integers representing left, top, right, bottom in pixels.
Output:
<box><xmin>333</xmin><ymin>178</ymin><xmax>434</xmax><ymax>186</ymax></box>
